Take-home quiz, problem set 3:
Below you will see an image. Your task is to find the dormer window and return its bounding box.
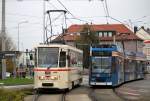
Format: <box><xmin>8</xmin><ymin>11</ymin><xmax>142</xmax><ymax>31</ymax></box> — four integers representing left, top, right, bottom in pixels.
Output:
<box><xmin>99</xmin><ymin>32</ymin><xmax>103</xmax><ymax>37</ymax></box>
<box><xmin>104</xmin><ymin>32</ymin><xmax>107</xmax><ymax>37</ymax></box>
<box><xmin>97</xmin><ymin>31</ymin><xmax>114</xmax><ymax>37</ymax></box>
<box><xmin>108</xmin><ymin>32</ymin><xmax>113</xmax><ymax>37</ymax></box>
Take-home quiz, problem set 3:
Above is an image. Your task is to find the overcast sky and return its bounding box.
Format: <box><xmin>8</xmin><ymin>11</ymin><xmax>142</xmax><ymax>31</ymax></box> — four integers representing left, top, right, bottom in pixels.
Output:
<box><xmin>0</xmin><ymin>0</ymin><xmax>150</xmax><ymax>51</ymax></box>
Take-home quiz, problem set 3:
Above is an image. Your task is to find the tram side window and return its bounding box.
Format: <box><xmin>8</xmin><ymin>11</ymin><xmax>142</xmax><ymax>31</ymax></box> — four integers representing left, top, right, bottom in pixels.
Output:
<box><xmin>77</xmin><ymin>53</ymin><xmax>83</xmax><ymax>68</ymax></box>
<box><xmin>59</xmin><ymin>52</ymin><xmax>66</xmax><ymax>67</ymax></box>
<box><xmin>69</xmin><ymin>51</ymin><xmax>77</xmax><ymax>67</ymax></box>
<box><xmin>68</xmin><ymin>50</ymin><xmax>83</xmax><ymax>68</ymax></box>
<box><xmin>35</xmin><ymin>48</ymin><xmax>37</xmax><ymax>67</ymax></box>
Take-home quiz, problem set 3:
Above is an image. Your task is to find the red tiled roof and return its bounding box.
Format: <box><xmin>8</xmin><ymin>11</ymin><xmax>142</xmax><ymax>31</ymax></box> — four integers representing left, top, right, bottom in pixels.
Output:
<box><xmin>100</xmin><ymin>33</ymin><xmax>141</xmax><ymax>41</ymax></box>
<box><xmin>144</xmin><ymin>40</ymin><xmax>150</xmax><ymax>43</ymax></box>
<box><xmin>54</xmin><ymin>24</ymin><xmax>142</xmax><ymax>41</ymax></box>
<box><xmin>68</xmin><ymin>24</ymin><xmax>133</xmax><ymax>34</ymax></box>
<box><xmin>58</xmin><ymin>33</ymin><xmax>141</xmax><ymax>42</ymax></box>
<box><xmin>53</xmin><ymin>34</ymin><xmax>79</xmax><ymax>41</ymax></box>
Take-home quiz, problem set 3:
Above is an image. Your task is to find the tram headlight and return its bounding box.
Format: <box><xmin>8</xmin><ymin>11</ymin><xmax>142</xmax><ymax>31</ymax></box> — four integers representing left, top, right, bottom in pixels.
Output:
<box><xmin>39</xmin><ymin>76</ymin><xmax>45</xmax><ymax>80</ymax></box>
<box><xmin>51</xmin><ymin>76</ymin><xmax>58</xmax><ymax>80</ymax></box>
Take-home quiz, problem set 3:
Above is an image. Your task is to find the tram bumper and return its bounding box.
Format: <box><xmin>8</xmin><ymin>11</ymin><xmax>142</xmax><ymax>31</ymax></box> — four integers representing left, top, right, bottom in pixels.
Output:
<box><xmin>90</xmin><ymin>82</ymin><xmax>112</xmax><ymax>85</ymax></box>
<box><xmin>90</xmin><ymin>74</ymin><xmax>112</xmax><ymax>86</ymax></box>
<box><xmin>34</xmin><ymin>81</ymin><xmax>69</xmax><ymax>90</ymax></box>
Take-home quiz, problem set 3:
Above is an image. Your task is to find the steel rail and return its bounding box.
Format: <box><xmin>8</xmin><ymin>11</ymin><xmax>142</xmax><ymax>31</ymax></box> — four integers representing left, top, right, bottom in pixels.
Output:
<box><xmin>61</xmin><ymin>93</ymin><xmax>66</xmax><ymax>101</ymax></box>
<box><xmin>33</xmin><ymin>89</ymin><xmax>40</xmax><ymax>101</ymax></box>
<box><xmin>88</xmin><ymin>87</ymin><xmax>98</xmax><ymax>101</ymax></box>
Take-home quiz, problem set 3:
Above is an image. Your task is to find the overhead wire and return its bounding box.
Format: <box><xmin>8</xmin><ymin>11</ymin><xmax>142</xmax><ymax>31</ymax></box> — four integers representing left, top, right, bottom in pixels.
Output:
<box><xmin>66</xmin><ymin>16</ymin><xmax>106</xmax><ymax>19</ymax></box>
<box><xmin>47</xmin><ymin>1</ymin><xmax>58</xmax><ymax>10</ymax></box>
<box><xmin>13</xmin><ymin>0</ymin><xmax>111</xmax><ymax>25</ymax></box>
<box><xmin>104</xmin><ymin>0</ymin><xmax>109</xmax><ymax>17</ymax></box>
<box><xmin>56</xmin><ymin>0</ymin><xmax>90</xmax><ymax>24</ymax></box>
<box><xmin>101</xmin><ymin>0</ymin><xmax>108</xmax><ymax>24</ymax></box>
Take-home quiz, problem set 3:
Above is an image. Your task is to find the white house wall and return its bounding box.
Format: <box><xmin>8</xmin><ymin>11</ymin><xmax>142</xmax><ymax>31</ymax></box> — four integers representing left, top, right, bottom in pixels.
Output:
<box><xmin>136</xmin><ymin>29</ymin><xmax>150</xmax><ymax>40</ymax></box>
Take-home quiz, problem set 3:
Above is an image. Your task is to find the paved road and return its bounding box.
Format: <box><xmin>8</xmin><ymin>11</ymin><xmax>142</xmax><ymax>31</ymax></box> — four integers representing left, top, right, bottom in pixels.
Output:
<box><xmin>115</xmin><ymin>74</ymin><xmax>150</xmax><ymax>101</ymax></box>
<box><xmin>24</xmin><ymin>75</ymin><xmax>122</xmax><ymax>101</ymax></box>
<box><xmin>5</xmin><ymin>70</ymin><xmax>150</xmax><ymax>101</ymax></box>
<box><xmin>24</xmin><ymin>86</ymin><xmax>91</xmax><ymax>101</ymax></box>
<box><xmin>25</xmin><ymin>94</ymin><xmax>63</xmax><ymax>101</ymax></box>
<box><xmin>4</xmin><ymin>74</ymin><xmax>150</xmax><ymax>101</ymax></box>
<box><xmin>94</xmin><ymin>88</ymin><xmax>123</xmax><ymax>101</ymax></box>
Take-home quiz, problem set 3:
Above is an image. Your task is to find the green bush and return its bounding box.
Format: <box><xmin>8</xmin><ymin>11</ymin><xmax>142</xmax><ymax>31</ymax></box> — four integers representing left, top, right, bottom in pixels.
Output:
<box><xmin>0</xmin><ymin>89</ymin><xmax>27</xmax><ymax>101</ymax></box>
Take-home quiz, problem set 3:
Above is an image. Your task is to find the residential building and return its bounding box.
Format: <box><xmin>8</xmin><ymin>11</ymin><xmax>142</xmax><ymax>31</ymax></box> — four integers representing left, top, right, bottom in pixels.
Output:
<box><xmin>17</xmin><ymin>50</ymin><xmax>35</xmax><ymax>77</ymax></box>
<box><xmin>54</xmin><ymin>24</ymin><xmax>143</xmax><ymax>53</ymax></box>
<box><xmin>136</xmin><ymin>27</ymin><xmax>150</xmax><ymax>72</ymax></box>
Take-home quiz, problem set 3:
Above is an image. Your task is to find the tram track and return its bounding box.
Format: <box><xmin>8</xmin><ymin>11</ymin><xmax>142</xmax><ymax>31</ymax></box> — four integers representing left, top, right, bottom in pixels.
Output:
<box><xmin>88</xmin><ymin>88</ymin><xmax>98</xmax><ymax>101</ymax></box>
<box><xmin>112</xmin><ymin>88</ymin><xmax>125</xmax><ymax>101</ymax></box>
<box><xmin>33</xmin><ymin>89</ymin><xmax>40</xmax><ymax>101</ymax></box>
<box><xmin>88</xmin><ymin>86</ymin><xmax>124</xmax><ymax>101</ymax></box>
<box><xmin>32</xmin><ymin>89</ymin><xmax>67</xmax><ymax>101</ymax></box>
<box><xmin>61</xmin><ymin>92</ymin><xmax>67</xmax><ymax>101</ymax></box>
<box><xmin>29</xmin><ymin>86</ymin><xmax>123</xmax><ymax>101</ymax></box>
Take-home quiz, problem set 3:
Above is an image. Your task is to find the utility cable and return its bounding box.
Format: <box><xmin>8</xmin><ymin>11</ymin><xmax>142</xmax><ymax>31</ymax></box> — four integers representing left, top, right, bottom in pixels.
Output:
<box><xmin>105</xmin><ymin>0</ymin><xmax>110</xmax><ymax>17</ymax></box>
<box><xmin>101</xmin><ymin>0</ymin><xmax>108</xmax><ymax>24</ymax></box>
<box><xmin>56</xmin><ymin>0</ymin><xmax>90</xmax><ymax>24</ymax></box>
<box><xmin>47</xmin><ymin>1</ymin><xmax>58</xmax><ymax>10</ymax></box>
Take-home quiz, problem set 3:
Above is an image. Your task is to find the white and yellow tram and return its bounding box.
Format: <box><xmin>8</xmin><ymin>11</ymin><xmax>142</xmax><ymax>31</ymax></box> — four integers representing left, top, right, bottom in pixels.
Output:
<box><xmin>34</xmin><ymin>44</ymin><xmax>83</xmax><ymax>90</ymax></box>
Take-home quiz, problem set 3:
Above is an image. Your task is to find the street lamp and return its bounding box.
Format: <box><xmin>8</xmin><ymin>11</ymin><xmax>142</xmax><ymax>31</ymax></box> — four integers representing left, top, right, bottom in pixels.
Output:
<box><xmin>18</xmin><ymin>21</ymin><xmax>28</xmax><ymax>51</ymax></box>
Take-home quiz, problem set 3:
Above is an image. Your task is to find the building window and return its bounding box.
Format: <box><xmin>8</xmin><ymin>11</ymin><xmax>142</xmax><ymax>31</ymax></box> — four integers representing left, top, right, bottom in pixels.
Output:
<box><xmin>97</xmin><ymin>31</ymin><xmax>113</xmax><ymax>37</ymax></box>
<box><xmin>108</xmin><ymin>32</ymin><xmax>113</xmax><ymax>37</ymax></box>
<box><xmin>99</xmin><ymin>32</ymin><xmax>103</xmax><ymax>37</ymax></box>
<box><xmin>147</xmin><ymin>48</ymin><xmax>150</xmax><ymax>55</ymax></box>
<box><xmin>103</xmin><ymin>32</ymin><xmax>107</xmax><ymax>37</ymax></box>
<box><xmin>95</xmin><ymin>32</ymin><xmax>99</xmax><ymax>37</ymax></box>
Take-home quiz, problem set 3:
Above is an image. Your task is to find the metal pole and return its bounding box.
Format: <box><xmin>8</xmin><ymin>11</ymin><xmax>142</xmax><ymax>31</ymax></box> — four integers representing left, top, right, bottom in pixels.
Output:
<box><xmin>47</xmin><ymin>13</ymin><xmax>53</xmax><ymax>43</ymax></box>
<box><xmin>18</xmin><ymin>24</ymin><xmax>20</xmax><ymax>51</ymax></box>
<box><xmin>17</xmin><ymin>21</ymin><xmax>28</xmax><ymax>51</ymax></box>
<box><xmin>17</xmin><ymin>21</ymin><xmax>28</xmax><ymax>78</ymax></box>
<box><xmin>1</xmin><ymin>0</ymin><xmax>6</xmax><ymax>79</ymax></box>
<box><xmin>43</xmin><ymin>0</ymin><xmax>46</xmax><ymax>44</ymax></box>
<box><xmin>13</xmin><ymin>54</ymin><xmax>16</xmax><ymax>78</ymax></box>
<box><xmin>1</xmin><ymin>0</ymin><xmax>6</xmax><ymax>51</ymax></box>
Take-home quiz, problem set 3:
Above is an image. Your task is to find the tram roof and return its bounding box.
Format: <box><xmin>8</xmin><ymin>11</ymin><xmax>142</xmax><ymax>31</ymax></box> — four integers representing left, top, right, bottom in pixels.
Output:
<box><xmin>36</xmin><ymin>44</ymin><xmax>83</xmax><ymax>53</ymax></box>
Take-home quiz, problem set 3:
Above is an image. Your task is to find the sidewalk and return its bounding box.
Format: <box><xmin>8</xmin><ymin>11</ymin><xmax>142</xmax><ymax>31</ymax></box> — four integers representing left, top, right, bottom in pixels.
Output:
<box><xmin>0</xmin><ymin>84</ymin><xmax>33</xmax><ymax>90</ymax></box>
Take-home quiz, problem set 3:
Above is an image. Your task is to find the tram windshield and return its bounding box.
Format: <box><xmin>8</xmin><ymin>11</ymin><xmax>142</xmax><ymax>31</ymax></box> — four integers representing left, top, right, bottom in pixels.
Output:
<box><xmin>92</xmin><ymin>57</ymin><xmax>111</xmax><ymax>73</ymax></box>
<box><xmin>38</xmin><ymin>47</ymin><xmax>59</xmax><ymax>68</ymax></box>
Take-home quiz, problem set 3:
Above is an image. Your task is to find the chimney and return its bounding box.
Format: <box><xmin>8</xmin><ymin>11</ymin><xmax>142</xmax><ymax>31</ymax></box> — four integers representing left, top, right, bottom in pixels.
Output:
<box><xmin>147</xmin><ymin>28</ymin><xmax>150</xmax><ymax>34</ymax></box>
<box><xmin>141</xmin><ymin>26</ymin><xmax>145</xmax><ymax>29</ymax></box>
<box><xmin>134</xmin><ymin>26</ymin><xmax>138</xmax><ymax>33</ymax></box>
<box><xmin>62</xmin><ymin>28</ymin><xmax>67</xmax><ymax>34</ymax></box>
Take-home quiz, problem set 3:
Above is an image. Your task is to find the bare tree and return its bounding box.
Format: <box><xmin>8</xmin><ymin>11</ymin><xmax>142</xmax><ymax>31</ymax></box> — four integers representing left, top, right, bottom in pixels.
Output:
<box><xmin>0</xmin><ymin>33</ymin><xmax>16</xmax><ymax>51</ymax></box>
<box><xmin>75</xmin><ymin>24</ymin><xmax>99</xmax><ymax>69</ymax></box>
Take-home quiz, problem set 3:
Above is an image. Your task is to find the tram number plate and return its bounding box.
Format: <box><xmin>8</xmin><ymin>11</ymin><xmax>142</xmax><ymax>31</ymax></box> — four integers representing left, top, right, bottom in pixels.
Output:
<box><xmin>42</xmin><ymin>83</ymin><xmax>53</xmax><ymax>86</ymax></box>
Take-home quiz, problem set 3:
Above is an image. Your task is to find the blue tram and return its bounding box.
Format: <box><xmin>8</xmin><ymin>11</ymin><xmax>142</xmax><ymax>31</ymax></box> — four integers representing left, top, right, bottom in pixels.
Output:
<box><xmin>89</xmin><ymin>44</ymin><xmax>146</xmax><ymax>86</ymax></box>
